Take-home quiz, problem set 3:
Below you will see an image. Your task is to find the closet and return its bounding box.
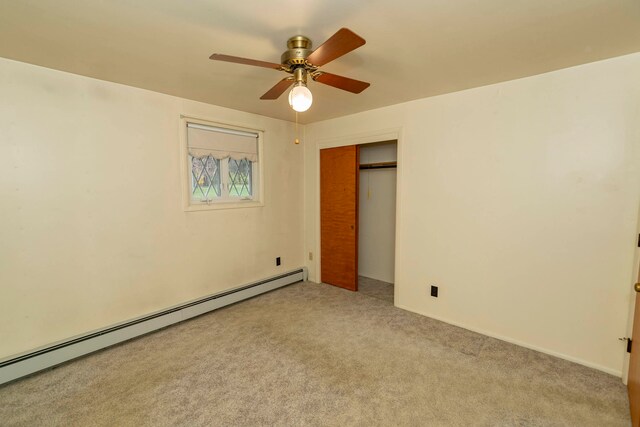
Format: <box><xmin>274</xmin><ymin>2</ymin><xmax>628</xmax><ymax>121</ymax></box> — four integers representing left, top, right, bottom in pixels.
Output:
<box><xmin>358</xmin><ymin>141</ymin><xmax>397</xmax><ymax>301</ymax></box>
<box><xmin>319</xmin><ymin>140</ymin><xmax>397</xmax><ymax>301</ymax></box>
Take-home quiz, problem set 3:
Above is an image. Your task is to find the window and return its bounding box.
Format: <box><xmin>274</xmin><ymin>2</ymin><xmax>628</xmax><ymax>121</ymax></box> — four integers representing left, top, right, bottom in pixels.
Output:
<box><xmin>181</xmin><ymin>118</ymin><xmax>263</xmax><ymax>210</ymax></box>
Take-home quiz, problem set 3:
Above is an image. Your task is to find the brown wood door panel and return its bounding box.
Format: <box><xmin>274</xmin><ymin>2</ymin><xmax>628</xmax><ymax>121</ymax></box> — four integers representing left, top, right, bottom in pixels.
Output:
<box><xmin>629</xmin><ymin>264</ymin><xmax>640</xmax><ymax>426</ymax></box>
<box><xmin>320</xmin><ymin>145</ymin><xmax>359</xmax><ymax>291</ymax></box>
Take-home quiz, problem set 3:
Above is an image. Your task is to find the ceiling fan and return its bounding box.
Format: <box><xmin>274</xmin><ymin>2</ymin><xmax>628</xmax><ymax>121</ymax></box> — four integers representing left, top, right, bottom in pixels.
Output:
<box><xmin>210</xmin><ymin>28</ymin><xmax>370</xmax><ymax>113</ymax></box>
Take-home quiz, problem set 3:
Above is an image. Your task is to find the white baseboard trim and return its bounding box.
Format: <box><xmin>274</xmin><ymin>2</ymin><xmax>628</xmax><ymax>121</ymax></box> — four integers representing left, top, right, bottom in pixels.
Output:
<box><xmin>0</xmin><ymin>268</ymin><xmax>306</xmax><ymax>385</ymax></box>
<box><xmin>395</xmin><ymin>303</ymin><xmax>622</xmax><ymax>378</ymax></box>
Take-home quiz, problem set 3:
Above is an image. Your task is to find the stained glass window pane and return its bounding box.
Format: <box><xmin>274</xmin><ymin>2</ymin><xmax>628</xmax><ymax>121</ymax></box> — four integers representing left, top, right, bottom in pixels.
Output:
<box><xmin>190</xmin><ymin>155</ymin><xmax>221</xmax><ymax>201</ymax></box>
<box><xmin>228</xmin><ymin>158</ymin><xmax>252</xmax><ymax>198</ymax></box>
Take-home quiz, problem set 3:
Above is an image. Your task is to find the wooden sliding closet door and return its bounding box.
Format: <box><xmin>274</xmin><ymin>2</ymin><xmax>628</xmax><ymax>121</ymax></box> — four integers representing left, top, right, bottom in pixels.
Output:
<box><xmin>628</xmin><ymin>263</ymin><xmax>640</xmax><ymax>426</ymax></box>
<box><xmin>320</xmin><ymin>145</ymin><xmax>359</xmax><ymax>291</ymax></box>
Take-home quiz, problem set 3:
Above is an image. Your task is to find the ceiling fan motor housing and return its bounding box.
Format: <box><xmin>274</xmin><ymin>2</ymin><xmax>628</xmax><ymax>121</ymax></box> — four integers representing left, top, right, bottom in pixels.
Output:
<box><xmin>281</xmin><ymin>36</ymin><xmax>313</xmax><ymax>66</ymax></box>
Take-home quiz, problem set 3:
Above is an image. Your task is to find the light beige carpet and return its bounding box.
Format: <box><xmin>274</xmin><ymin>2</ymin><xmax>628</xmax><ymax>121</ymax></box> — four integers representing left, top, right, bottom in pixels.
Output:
<box><xmin>358</xmin><ymin>276</ymin><xmax>394</xmax><ymax>303</ymax></box>
<box><xmin>0</xmin><ymin>281</ymin><xmax>630</xmax><ymax>426</ymax></box>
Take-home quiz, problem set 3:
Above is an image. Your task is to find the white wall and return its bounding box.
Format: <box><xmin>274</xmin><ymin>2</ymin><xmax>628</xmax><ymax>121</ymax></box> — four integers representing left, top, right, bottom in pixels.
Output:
<box><xmin>359</xmin><ymin>142</ymin><xmax>397</xmax><ymax>283</ymax></box>
<box><xmin>0</xmin><ymin>58</ymin><xmax>304</xmax><ymax>359</ymax></box>
<box><xmin>304</xmin><ymin>53</ymin><xmax>640</xmax><ymax>375</ymax></box>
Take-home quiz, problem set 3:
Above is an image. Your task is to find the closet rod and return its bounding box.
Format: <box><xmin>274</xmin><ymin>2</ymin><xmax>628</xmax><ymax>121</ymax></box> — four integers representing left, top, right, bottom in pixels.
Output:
<box><xmin>359</xmin><ymin>161</ymin><xmax>397</xmax><ymax>170</ymax></box>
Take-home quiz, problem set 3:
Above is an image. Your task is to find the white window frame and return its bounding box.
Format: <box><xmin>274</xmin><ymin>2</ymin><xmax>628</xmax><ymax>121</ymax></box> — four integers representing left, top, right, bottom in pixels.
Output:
<box><xmin>180</xmin><ymin>115</ymin><xmax>264</xmax><ymax>211</ymax></box>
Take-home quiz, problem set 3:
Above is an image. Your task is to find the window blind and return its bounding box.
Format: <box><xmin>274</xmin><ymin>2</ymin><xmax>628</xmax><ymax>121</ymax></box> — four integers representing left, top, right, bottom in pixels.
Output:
<box><xmin>187</xmin><ymin>123</ymin><xmax>258</xmax><ymax>161</ymax></box>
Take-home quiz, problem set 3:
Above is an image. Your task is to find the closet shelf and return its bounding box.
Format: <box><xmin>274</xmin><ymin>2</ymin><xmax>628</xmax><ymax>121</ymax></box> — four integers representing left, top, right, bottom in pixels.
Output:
<box><xmin>359</xmin><ymin>161</ymin><xmax>397</xmax><ymax>170</ymax></box>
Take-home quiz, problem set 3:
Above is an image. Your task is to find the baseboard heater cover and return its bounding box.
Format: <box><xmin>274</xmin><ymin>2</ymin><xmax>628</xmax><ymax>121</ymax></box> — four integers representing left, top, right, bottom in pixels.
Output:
<box><xmin>0</xmin><ymin>268</ymin><xmax>306</xmax><ymax>385</ymax></box>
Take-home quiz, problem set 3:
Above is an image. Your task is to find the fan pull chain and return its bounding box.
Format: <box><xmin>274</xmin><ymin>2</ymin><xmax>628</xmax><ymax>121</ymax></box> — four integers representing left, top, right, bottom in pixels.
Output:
<box><xmin>294</xmin><ymin>111</ymin><xmax>300</xmax><ymax>144</ymax></box>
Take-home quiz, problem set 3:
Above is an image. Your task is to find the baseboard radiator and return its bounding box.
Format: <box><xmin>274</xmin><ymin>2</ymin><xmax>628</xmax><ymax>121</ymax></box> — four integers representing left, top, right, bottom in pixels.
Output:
<box><xmin>0</xmin><ymin>268</ymin><xmax>306</xmax><ymax>385</ymax></box>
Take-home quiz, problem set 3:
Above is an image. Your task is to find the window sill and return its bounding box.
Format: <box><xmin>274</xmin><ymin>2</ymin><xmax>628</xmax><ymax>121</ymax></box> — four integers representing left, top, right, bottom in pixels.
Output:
<box><xmin>184</xmin><ymin>200</ymin><xmax>264</xmax><ymax>212</ymax></box>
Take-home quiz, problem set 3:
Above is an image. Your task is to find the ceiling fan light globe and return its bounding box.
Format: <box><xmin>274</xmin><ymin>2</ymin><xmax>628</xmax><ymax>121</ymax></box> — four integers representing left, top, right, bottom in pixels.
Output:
<box><xmin>288</xmin><ymin>85</ymin><xmax>313</xmax><ymax>112</ymax></box>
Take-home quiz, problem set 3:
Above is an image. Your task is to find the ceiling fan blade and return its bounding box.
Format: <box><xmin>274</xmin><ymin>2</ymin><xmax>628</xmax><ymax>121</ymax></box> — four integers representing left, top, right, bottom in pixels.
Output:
<box><xmin>210</xmin><ymin>53</ymin><xmax>283</xmax><ymax>70</ymax></box>
<box><xmin>313</xmin><ymin>72</ymin><xmax>370</xmax><ymax>94</ymax></box>
<box><xmin>260</xmin><ymin>78</ymin><xmax>294</xmax><ymax>100</ymax></box>
<box><xmin>306</xmin><ymin>28</ymin><xmax>366</xmax><ymax>67</ymax></box>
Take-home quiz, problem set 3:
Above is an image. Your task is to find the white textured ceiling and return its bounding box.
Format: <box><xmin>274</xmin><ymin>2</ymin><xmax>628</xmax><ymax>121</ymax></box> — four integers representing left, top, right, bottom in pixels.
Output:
<box><xmin>1</xmin><ymin>0</ymin><xmax>639</xmax><ymax>123</ymax></box>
